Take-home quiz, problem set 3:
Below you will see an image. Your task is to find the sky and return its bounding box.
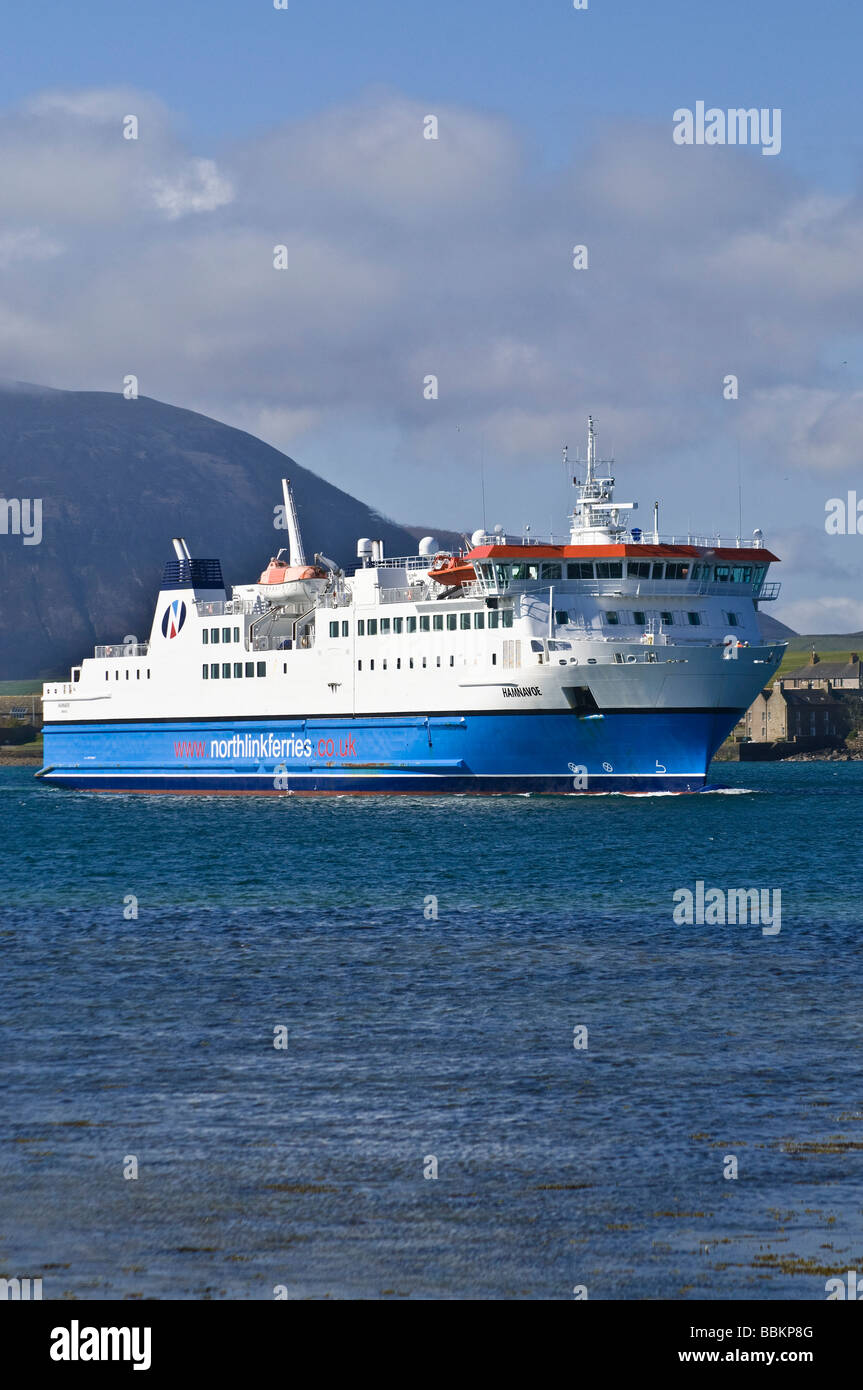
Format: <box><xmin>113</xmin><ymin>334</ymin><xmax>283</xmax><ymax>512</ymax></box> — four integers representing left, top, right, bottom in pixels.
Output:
<box><xmin>2</xmin><ymin>0</ymin><xmax>863</xmax><ymax>631</ymax></box>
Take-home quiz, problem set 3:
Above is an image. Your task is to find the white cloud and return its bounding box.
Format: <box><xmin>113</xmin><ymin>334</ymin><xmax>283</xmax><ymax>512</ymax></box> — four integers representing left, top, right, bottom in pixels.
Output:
<box><xmin>777</xmin><ymin>596</ymin><xmax>863</xmax><ymax>635</ymax></box>
<box><xmin>151</xmin><ymin>158</ymin><xmax>234</xmax><ymax>219</ymax></box>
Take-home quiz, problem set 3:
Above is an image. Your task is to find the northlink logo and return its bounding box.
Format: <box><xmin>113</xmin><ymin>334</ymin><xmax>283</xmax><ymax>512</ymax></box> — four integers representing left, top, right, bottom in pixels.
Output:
<box><xmin>161</xmin><ymin>599</ymin><xmax>187</xmax><ymax>638</ymax></box>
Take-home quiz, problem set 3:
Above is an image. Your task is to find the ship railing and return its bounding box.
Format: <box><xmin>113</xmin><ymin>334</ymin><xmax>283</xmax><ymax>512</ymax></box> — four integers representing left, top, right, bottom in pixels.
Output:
<box><xmin>474</xmin><ymin>578</ymin><xmax>763</xmax><ymax>599</ymax></box>
<box><xmin>196</xmin><ymin>598</ymin><xmax>261</xmax><ymax>617</ymax></box>
<box><xmin>363</xmin><ymin>556</ymin><xmax>432</xmax><ymax>571</ymax></box>
<box><xmin>755</xmin><ymin>581</ymin><xmax>781</xmax><ymax>601</ymax></box>
<box><xmin>377</xmin><ymin>585</ymin><xmax>431</xmax><ymax>604</ymax></box>
<box><xmin>94</xmin><ymin>643</ymin><xmax>150</xmax><ymax>658</ymax></box>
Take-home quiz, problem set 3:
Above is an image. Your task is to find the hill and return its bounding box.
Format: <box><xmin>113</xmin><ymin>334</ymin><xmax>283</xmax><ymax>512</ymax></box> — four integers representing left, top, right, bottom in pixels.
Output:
<box><xmin>0</xmin><ymin>381</ymin><xmax>421</xmax><ymax>678</ymax></box>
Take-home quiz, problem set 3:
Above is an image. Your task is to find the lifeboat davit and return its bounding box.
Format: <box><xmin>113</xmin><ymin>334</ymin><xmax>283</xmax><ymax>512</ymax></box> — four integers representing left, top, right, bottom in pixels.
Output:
<box><xmin>256</xmin><ymin>557</ymin><xmax>329</xmax><ymax>605</ymax></box>
<box><xmin>427</xmin><ymin>552</ymin><xmax>476</xmax><ymax>586</ymax></box>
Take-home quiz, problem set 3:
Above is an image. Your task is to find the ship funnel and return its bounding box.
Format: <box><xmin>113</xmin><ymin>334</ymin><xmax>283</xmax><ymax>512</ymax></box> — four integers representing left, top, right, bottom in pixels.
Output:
<box><xmin>281</xmin><ymin>479</ymin><xmax>306</xmax><ymax>567</ymax></box>
<box><xmin>171</xmin><ymin>538</ymin><xmax>191</xmax><ymax>561</ymax></box>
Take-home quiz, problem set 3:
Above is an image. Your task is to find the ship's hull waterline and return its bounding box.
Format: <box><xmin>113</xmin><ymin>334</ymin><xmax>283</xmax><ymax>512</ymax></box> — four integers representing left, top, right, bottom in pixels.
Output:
<box><xmin>38</xmin><ymin>707</ymin><xmax>742</xmax><ymax>795</ymax></box>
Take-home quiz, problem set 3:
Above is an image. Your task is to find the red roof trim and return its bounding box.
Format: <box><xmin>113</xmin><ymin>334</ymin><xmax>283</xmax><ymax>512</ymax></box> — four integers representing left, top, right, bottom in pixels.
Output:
<box><xmin>466</xmin><ymin>544</ymin><xmax>780</xmax><ymax>563</ymax></box>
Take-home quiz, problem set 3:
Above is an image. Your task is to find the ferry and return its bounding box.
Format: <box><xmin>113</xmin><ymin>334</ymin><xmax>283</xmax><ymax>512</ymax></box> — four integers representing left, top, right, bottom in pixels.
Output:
<box><xmin>39</xmin><ymin>419</ymin><xmax>784</xmax><ymax>794</ymax></box>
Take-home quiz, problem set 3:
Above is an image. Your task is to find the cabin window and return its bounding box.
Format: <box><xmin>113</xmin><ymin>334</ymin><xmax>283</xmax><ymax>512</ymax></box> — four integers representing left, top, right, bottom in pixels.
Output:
<box><xmin>393</xmin><ymin>617</ymin><xmax>403</xmax><ymax>634</ymax></box>
<box><xmin>555</xmin><ymin>610</ymin><xmax>569</xmax><ymax>624</ymax></box>
<box><xmin>370</xmin><ymin>659</ymin><xmax>375</xmax><ymax>670</ymax></box>
<box><xmin>409</xmin><ymin>657</ymin><xmax>414</xmax><ymax>668</ymax></box>
<box><xmin>422</xmin><ymin>657</ymin><xmax>427</xmax><ymax>668</ymax></box>
<box><xmin>486</xmin><ymin>611</ymin><xmax>498</xmax><ymax>629</ymax></box>
<box><xmin>222</xmin><ymin>627</ymin><xmax>231</xmax><ymax>643</ymax></box>
<box><xmin>210</xmin><ymin>663</ymin><xmax>220</xmax><ymax>679</ymax></box>
<box><xmin>211</xmin><ymin>628</ymin><xmax>219</xmax><ymax>643</ymax></box>
<box><xmin>660</xmin><ymin>612</ymin><xmax>674</xmax><ymax>625</ymax></box>
<box><xmin>417</xmin><ymin>615</ymin><xmax>429</xmax><ymax>631</ymax></box>
<box><xmin>725</xmin><ymin>612</ymin><xmax>740</xmax><ymax>626</ymax></box>
<box><xmin>396</xmin><ymin>658</ymin><xmax>401</xmax><ymax>669</ymax></box>
<box><xmin>136</xmin><ymin>670</ymin><xmax>140</xmax><ymax>680</ymax></box>
<box><xmin>282</xmin><ymin>663</ymin><xmax>287</xmax><ymax>673</ymax></box>
<box><xmin>474</xmin><ymin>612</ymin><xmax>485</xmax><ymax>628</ymax></box>
<box><xmin>105</xmin><ymin>671</ymin><xmax>109</xmax><ymax>680</ymax></box>
<box><xmin>357</xmin><ymin>620</ymin><xmax>365</xmax><ymax>636</ymax></box>
<box><xmin>595</xmin><ymin>562</ymin><xmax>623</xmax><ymax>579</ymax></box>
<box><xmin>541</xmin><ymin>563</ymin><xmax>562</xmax><ymax>580</ymax></box>
<box><xmin>687</xmin><ymin>612</ymin><xmax>702</xmax><ymax>626</ymax></box>
<box><xmin>447</xmin><ymin>614</ymin><xmax>457</xmax><ymax>630</ymax></box>
<box><xmin>222</xmin><ymin>663</ymin><xmax>231</xmax><ymax>678</ymax></box>
<box><xmin>381</xmin><ymin>618</ymin><xmax>391</xmax><ymax>634</ymax></box>
<box><xmin>357</xmin><ymin>660</ymin><xmax>362</xmax><ymax>671</ymax></box>
<box><xmin>530</xmin><ymin>639</ymin><xmax>544</xmax><ymax>652</ymax></box>
<box><xmin>433</xmin><ymin>614</ymin><xmax>444</xmax><ymax>630</ymax></box>
<box><xmin>234</xmin><ymin>662</ymin><xmax>243</xmax><ymax>678</ymax></box>
<box><xmin>125</xmin><ymin>670</ymin><xmax>129</xmax><ymax>680</ymax></box>
<box><xmin>605</xmin><ymin>611</ymin><xmax>620</xmax><ymax>625</ymax></box>
<box><xmin>147</xmin><ymin>670</ymin><xmax>150</xmax><ymax>678</ymax></box>
<box><xmin>627</xmin><ymin>562</ymin><xmax>651</xmax><ymax>578</ymax></box>
<box><xmin>329</xmin><ymin>621</ymin><xmax>339</xmax><ymax>637</ymax></box>
<box><xmin>115</xmin><ymin>671</ymin><xmax>119</xmax><ymax>680</ymax></box>
<box><xmin>233</xmin><ymin>627</ymin><xmax>240</xmax><ymax>642</ymax></box>
<box><xmin>407</xmin><ymin>617</ymin><xmax>417</xmax><ymax>633</ymax></box>
<box><xmin>614</xmin><ymin>652</ymin><xmax>624</xmax><ymax>663</ymax></box>
<box><xmin>367</xmin><ymin>619</ymin><xmax>378</xmax><ymax>636</ymax></box>
<box><xmin>257</xmin><ymin>662</ymin><xmax>266</xmax><ymax>676</ymax></box>
<box><xmin>342</xmin><ymin>621</ymin><xmax>349</xmax><ymax>637</ymax></box>
<box><xmin>460</xmin><ymin>613</ymin><xmax>471</xmax><ymax>630</ymax></box>
<box><xmin>202</xmin><ymin>630</ymin><xmax>209</xmax><ymax>644</ymax></box>
<box><xmin>491</xmin><ymin>653</ymin><xmax>496</xmax><ymax>665</ymax></box>
<box><xmin>502</xmin><ymin>610</ymin><xmax>513</xmax><ymax>628</ymax></box>
<box><xmin>382</xmin><ymin>658</ymin><xmax>387</xmax><ymax>670</ymax></box>
<box><xmin>202</xmin><ymin>665</ymin><xmax>208</xmax><ymax>679</ymax></box>
<box><xmin>633</xmin><ymin>610</ymin><xmax>646</xmax><ymax>625</ymax></box>
<box><xmin>436</xmin><ymin>656</ymin><xmax>441</xmax><ymax>667</ymax></box>
<box><xmin>451</xmin><ymin>655</ymin><xmax>455</xmax><ymax>666</ymax></box>
<box><xmin>246</xmin><ymin>662</ymin><xmax>254</xmax><ymax>677</ymax></box>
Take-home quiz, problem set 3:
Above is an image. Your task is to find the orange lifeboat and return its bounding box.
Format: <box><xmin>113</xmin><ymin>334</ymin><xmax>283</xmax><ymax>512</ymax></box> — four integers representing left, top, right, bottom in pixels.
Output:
<box><xmin>428</xmin><ymin>552</ymin><xmax>476</xmax><ymax>586</ymax></box>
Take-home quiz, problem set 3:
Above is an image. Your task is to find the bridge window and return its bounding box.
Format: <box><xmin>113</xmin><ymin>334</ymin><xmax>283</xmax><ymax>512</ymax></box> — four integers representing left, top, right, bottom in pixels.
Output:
<box><xmin>714</xmin><ymin>565</ymin><xmax>730</xmax><ymax>582</ymax></box>
<box><xmin>665</xmin><ymin>563</ymin><xmax>690</xmax><ymax>580</ymax></box>
<box><xmin>651</xmin><ymin>563</ymin><xmax>664</xmax><ymax>579</ymax></box>
<box><xmin>567</xmin><ymin>561</ymin><xmax>594</xmax><ymax>578</ymax></box>
<box><xmin>628</xmin><ymin>561</ymin><xmax>651</xmax><ymax>578</ymax></box>
<box><xmin>511</xmin><ymin>562</ymin><xmax>539</xmax><ymax>580</ymax></box>
<box><xmin>541</xmin><ymin>563</ymin><xmax>562</xmax><ymax>580</ymax></box>
<box><xmin>596</xmin><ymin>562</ymin><xmax>623</xmax><ymax>579</ymax></box>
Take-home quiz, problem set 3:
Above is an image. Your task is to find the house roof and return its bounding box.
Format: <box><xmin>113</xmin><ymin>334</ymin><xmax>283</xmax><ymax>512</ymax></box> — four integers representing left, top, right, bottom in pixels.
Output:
<box><xmin>785</xmin><ymin>659</ymin><xmax>861</xmax><ymax>681</ymax></box>
<box><xmin>776</xmin><ymin>688</ymin><xmax>843</xmax><ymax>706</ymax></box>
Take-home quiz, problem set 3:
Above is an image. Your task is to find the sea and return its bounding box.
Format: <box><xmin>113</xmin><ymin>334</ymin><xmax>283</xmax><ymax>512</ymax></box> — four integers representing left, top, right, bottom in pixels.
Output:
<box><xmin>1</xmin><ymin>761</ymin><xmax>861</xmax><ymax>1301</ymax></box>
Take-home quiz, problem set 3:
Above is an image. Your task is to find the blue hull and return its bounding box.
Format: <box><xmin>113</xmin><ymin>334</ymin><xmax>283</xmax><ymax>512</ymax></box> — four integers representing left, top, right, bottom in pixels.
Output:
<box><xmin>39</xmin><ymin>709</ymin><xmax>740</xmax><ymax>794</ymax></box>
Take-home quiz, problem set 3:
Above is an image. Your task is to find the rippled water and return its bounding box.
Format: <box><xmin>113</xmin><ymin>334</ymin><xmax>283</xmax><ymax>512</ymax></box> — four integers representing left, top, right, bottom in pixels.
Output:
<box><xmin>1</xmin><ymin>762</ymin><xmax>862</xmax><ymax>1299</ymax></box>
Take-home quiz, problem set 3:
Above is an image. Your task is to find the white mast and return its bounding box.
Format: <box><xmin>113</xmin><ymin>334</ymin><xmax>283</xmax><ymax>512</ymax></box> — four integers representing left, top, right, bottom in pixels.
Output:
<box><xmin>281</xmin><ymin>478</ymin><xmax>306</xmax><ymax>567</ymax></box>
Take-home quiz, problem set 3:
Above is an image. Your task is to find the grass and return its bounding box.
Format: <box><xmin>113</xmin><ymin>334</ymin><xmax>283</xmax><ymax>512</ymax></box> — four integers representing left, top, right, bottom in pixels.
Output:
<box><xmin>0</xmin><ymin>680</ymin><xmax>42</xmax><ymax>695</ymax></box>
